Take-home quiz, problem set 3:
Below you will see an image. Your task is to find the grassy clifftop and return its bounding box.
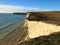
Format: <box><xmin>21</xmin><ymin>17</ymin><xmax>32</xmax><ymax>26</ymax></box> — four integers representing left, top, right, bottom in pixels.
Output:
<box><xmin>27</xmin><ymin>11</ymin><xmax>60</xmax><ymax>21</ymax></box>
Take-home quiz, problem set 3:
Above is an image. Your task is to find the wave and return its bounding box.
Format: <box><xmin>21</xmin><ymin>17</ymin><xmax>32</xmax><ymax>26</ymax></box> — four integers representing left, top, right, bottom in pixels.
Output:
<box><xmin>0</xmin><ymin>20</ymin><xmax>25</xmax><ymax>39</ymax></box>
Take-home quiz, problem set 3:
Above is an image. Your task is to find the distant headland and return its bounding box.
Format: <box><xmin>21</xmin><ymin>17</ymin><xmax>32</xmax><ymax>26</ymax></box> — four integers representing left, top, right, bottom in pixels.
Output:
<box><xmin>13</xmin><ymin>12</ymin><xmax>27</xmax><ymax>15</ymax></box>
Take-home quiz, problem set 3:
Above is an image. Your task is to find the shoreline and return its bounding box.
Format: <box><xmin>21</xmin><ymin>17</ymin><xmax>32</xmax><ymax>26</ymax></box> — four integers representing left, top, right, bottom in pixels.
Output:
<box><xmin>0</xmin><ymin>21</ymin><xmax>27</xmax><ymax>45</ymax></box>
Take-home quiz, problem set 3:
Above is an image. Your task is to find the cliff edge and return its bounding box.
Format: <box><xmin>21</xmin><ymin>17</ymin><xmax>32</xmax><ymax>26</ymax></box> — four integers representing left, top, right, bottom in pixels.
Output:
<box><xmin>18</xmin><ymin>11</ymin><xmax>60</xmax><ymax>45</ymax></box>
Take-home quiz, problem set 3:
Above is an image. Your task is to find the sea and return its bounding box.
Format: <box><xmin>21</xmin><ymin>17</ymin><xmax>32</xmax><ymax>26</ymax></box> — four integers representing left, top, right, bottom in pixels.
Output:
<box><xmin>0</xmin><ymin>13</ymin><xmax>26</xmax><ymax>39</ymax></box>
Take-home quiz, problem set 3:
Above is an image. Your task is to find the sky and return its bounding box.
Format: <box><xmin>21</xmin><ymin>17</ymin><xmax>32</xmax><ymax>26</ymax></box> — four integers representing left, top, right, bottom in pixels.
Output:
<box><xmin>0</xmin><ymin>0</ymin><xmax>60</xmax><ymax>13</ymax></box>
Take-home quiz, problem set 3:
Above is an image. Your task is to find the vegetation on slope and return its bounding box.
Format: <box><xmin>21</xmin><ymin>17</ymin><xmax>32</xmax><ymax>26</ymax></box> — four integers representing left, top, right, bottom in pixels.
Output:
<box><xmin>18</xmin><ymin>32</ymin><xmax>60</xmax><ymax>45</ymax></box>
<box><xmin>28</xmin><ymin>11</ymin><xmax>60</xmax><ymax>21</ymax></box>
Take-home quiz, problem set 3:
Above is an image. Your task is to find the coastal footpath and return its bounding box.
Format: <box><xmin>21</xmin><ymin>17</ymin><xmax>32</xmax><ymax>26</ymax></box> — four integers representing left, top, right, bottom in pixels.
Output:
<box><xmin>18</xmin><ymin>11</ymin><xmax>60</xmax><ymax>45</ymax></box>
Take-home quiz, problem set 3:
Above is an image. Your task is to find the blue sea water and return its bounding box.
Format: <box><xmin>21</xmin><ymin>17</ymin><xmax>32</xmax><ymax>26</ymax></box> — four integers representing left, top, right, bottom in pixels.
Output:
<box><xmin>0</xmin><ymin>13</ymin><xmax>26</xmax><ymax>38</ymax></box>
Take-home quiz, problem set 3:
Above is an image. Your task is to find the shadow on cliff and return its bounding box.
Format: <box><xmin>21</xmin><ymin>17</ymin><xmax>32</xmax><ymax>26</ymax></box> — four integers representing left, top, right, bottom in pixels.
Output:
<box><xmin>18</xmin><ymin>32</ymin><xmax>60</xmax><ymax>45</ymax></box>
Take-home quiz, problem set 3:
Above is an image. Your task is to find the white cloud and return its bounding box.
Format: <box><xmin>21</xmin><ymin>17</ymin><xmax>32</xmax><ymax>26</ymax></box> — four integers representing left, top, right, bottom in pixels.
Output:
<box><xmin>0</xmin><ymin>5</ymin><xmax>49</xmax><ymax>13</ymax></box>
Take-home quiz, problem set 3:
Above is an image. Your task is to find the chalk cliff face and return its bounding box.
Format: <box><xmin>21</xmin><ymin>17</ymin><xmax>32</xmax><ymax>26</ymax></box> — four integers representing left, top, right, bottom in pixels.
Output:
<box><xmin>27</xmin><ymin>12</ymin><xmax>60</xmax><ymax>38</ymax></box>
<box><xmin>28</xmin><ymin>21</ymin><xmax>60</xmax><ymax>38</ymax></box>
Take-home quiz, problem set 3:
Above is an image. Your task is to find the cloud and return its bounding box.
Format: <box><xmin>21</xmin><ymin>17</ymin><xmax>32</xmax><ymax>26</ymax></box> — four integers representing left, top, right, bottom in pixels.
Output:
<box><xmin>0</xmin><ymin>5</ymin><xmax>48</xmax><ymax>13</ymax></box>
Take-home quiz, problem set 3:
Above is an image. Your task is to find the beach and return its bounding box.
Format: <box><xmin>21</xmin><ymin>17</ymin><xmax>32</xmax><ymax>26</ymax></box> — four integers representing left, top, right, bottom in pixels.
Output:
<box><xmin>0</xmin><ymin>13</ymin><xmax>27</xmax><ymax>45</ymax></box>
